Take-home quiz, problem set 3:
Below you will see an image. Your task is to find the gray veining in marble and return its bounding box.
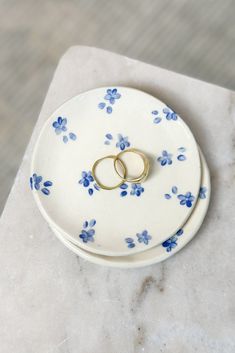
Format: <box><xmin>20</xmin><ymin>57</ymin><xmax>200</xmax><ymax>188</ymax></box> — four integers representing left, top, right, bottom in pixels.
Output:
<box><xmin>0</xmin><ymin>46</ymin><xmax>234</xmax><ymax>353</ymax></box>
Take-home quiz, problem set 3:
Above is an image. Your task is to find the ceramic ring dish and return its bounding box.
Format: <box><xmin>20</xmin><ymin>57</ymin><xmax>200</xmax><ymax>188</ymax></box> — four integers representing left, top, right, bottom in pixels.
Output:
<box><xmin>50</xmin><ymin>148</ymin><xmax>210</xmax><ymax>268</ymax></box>
<box><xmin>31</xmin><ymin>86</ymin><xmax>208</xmax><ymax>264</ymax></box>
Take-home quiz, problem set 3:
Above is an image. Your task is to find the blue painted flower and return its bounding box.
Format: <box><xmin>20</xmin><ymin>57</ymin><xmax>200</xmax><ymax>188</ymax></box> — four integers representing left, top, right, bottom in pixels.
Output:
<box><xmin>152</xmin><ymin>110</ymin><xmax>162</xmax><ymax>124</ymax></box>
<box><xmin>163</xmin><ymin>107</ymin><xmax>178</xmax><ymax>121</ymax></box>
<box><xmin>199</xmin><ymin>186</ymin><xmax>207</xmax><ymax>199</ymax></box>
<box><xmin>79</xmin><ymin>171</ymin><xmax>99</xmax><ymax>196</ymax></box>
<box><xmin>79</xmin><ymin>171</ymin><xmax>94</xmax><ymax>187</ymax></box>
<box><xmin>30</xmin><ymin>173</ymin><xmax>42</xmax><ymax>190</ymax></box>
<box><xmin>104</xmin><ymin>88</ymin><xmax>121</xmax><ymax>105</ymax></box>
<box><xmin>177</xmin><ymin>192</ymin><xmax>195</xmax><ymax>207</ymax></box>
<box><xmin>125</xmin><ymin>237</ymin><xmax>135</xmax><ymax>248</ymax></box>
<box><xmin>136</xmin><ymin>230</ymin><xmax>152</xmax><ymax>245</ymax></box>
<box><xmin>162</xmin><ymin>229</ymin><xmax>183</xmax><ymax>252</ymax></box>
<box><xmin>30</xmin><ymin>173</ymin><xmax>52</xmax><ymax>195</ymax></box>
<box><xmin>116</xmin><ymin>134</ymin><xmax>130</xmax><ymax>151</ymax></box>
<box><xmin>162</xmin><ymin>235</ymin><xmax>178</xmax><ymax>252</ymax></box>
<box><xmin>130</xmin><ymin>183</ymin><xmax>144</xmax><ymax>197</ymax></box>
<box><xmin>52</xmin><ymin>117</ymin><xmax>67</xmax><ymax>134</ymax></box>
<box><xmin>157</xmin><ymin>150</ymin><xmax>173</xmax><ymax>166</ymax></box>
<box><xmin>79</xmin><ymin>219</ymin><xmax>96</xmax><ymax>243</ymax></box>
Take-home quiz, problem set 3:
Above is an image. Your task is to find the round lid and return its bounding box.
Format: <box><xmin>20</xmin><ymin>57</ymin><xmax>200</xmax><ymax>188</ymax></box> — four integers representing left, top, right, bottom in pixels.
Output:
<box><xmin>31</xmin><ymin>87</ymin><xmax>201</xmax><ymax>256</ymax></box>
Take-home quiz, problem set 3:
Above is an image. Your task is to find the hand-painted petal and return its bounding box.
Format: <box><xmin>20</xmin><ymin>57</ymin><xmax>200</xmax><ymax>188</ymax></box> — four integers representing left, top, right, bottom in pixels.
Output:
<box><xmin>105</xmin><ymin>133</ymin><xmax>113</xmax><ymax>140</ymax></box>
<box><xmin>154</xmin><ymin>117</ymin><xmax>162</xmax><ymax>124</ymax></box>
<box><xmin>94</xmin><ymin>183</ymin><xmax>100</xmax><ymax>191</ymax></box>
<box><xmin>41</xmin><ymin>188</ymin><xmax>50</xmax><ymax>195</ymax></box>
<box><xmin>125</xmin><ymin>237</ymin><xmax>134</xmax><ymax>243</ymax></box>
<box><xmin>106</xmin><ymin>106</ymin><xmax>112</xmax><ymax>114</ymax></box>
<box><xmin>177</xmin><ymin>154</ymin><xmax>186</xmax><ymax>161</ymax></box>
<box><xmin>88</xmin><ymin>229</ymin><xmax>95</xmax><ymax>236</ymax></box>
<box><xmin>55</xmin><ymin>128</ymin><xmax>62</xmax><ymax>135</ymax></box>
<box><xmin>89</xmin><ymin>219</ymin><xmax>96</xmax><ymax>227</ymax></box>
<box><xmin>61</xmin><ymin>118</ymin><xmax>67</xmax><ymax>126</ymax></box>
<box><xmin>128</xmin><ymin>243</ymin><xmax>135</xmax><ymax>248</ymax></box>
<box><xmin>53</xmin><ymin>121</ymin><xmax>59</xmax><ymax>128</ymax></box>
<box><xmin>69</xmin><ymin>132</ymin><xmax>77</xmax><ymax>141</ymax></box>
<box><xmin>43</xmin><ymin>181</ymin><xmax>53</xmax><ymax>187</ymax></box>
<box><xmin>98</xmin><ymin>102</ymin><xmax>106</xmax><ymax>109</ymax></box>
<box><xmin>120</xmin><ymin>191</ymin><xmax>128</xmax><ymax>197</ymax></box>
<box><xmin>176</xmin><ymin>229</ymin><xmax>183</xmax><ymax>236</ymax></box>
<box><xmin>88</xmin><ymin>188</ymin><xmax>93</xmax><ymax>195</ymax></box>
<box><xmin>83</xmin><ymin>221</ymin><xmax>88</xmax><ymax>228</ymax></box>
<box><xmin>36</xmin><ymin>176</ymin><xmax>42</xmax><ymax>184</ymax></box>
<box><xmin>63</xmin><ymin>136</ymin><xmax>68</xmax><ymax>143</ymax></box>
<box><xmin>178</xmin><ymin>147</ymin><xmax>186</xmax><ymax>153</ymax></box>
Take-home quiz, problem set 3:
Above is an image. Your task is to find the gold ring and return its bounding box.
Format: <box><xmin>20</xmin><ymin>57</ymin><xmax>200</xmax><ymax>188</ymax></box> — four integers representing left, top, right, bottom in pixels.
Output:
<box><xmin>114</xmin><ymin>148</ymin><xmax>149</xmax><ymax>183</ymax></box>
<box><xmin>92</xmin><ymin>155</ymin><xmax>127</xmax><ymax>190</ymax></box>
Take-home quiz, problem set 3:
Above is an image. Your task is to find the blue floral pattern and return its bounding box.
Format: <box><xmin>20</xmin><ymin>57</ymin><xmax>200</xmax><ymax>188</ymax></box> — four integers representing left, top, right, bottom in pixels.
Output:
<box><xmin>162</xmin><ymin>229</ymin><xmax>183</xmax><ymax>252</ymax></box>
<box><xmin>177</xmin><ymin>192</ymin><xmax>195</xmax><ymax>208</ymax></box>
<box><xmin>52</xmin><ymin>116</ymin><xmax>77</xmax><ymax>143</ymax></box>
<box><xmin>104</xmin><ymin>133</ymin><xmax>131</xmax><ymax>151</ymax></box>
<box><xmin>150</xmin><ymin>106</ymin><xmax>178</xmax><ymax>125</ymax></box>
<box><xmin>163</xmin><ymin>107</ymin><xmax>178</xmax><ymax>121</ymax></box>
<box><xmin>157</xmin><ymin>150</ymin><xmax>173</xmax><ymax>166</ymax></box>
<box><xmin>125</xmin><ymin>229</ymin><xmax>152</xmax><ymax>248</ymax></box>
<box><xmin>165</xmin><ymin>186</ymin><xmax>195</xmax><ymax>208</ymax></box>
<box><xmin>116</xmin><ymin>134</ymin><xmax>130</xmax><ymax>151</ymax></box>
<box><xmin>130</xmin><ymin>183</ymin><xmax>144</xmax><ymax>197</ymax></box>
<box><xmin>125</xmin><ymin>237</ymin><xmax>135</xmax><ymax>248</ymax></box>
<box><xmin>79</xmin><ymin>219</ymin><xmax>96</xmax><ymax>243</ymax></box>
<box><xmin>119</xmin><ymin>183</ymin><xmax>144</xmax><ymax>197</ymax></box>
<box><xmin>30</xmin><ymin>173</ymin><xmax>53</xmax><ymax>195</ymax></box>
<box><xmin>157</xmin><ymin>147</ymin><xmax>187</xmax><ymax>166</ymax></box>
<box><xmin>78</xmin><ymin>171</ymin><xmax>100</xmax><ymax>195</ymax></box>
<box><xmin>199</xmin><ymin>186</ymin><xmax>207</xmax><ymax>199</ymax></box>
<box><xmin>98</xmin><ymin>88</ymin><xmax>121</xmax><ymax>114</ymax></box>
<box><xmin>136</xmin><ymin>230</ymin><xmax>152</xmax><ymax>245</ymax></box>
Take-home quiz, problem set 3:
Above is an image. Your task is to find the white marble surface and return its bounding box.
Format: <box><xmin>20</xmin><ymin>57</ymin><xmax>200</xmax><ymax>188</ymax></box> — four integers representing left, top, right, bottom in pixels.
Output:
<box><xmin>0</xmin><ymin>46</ymin><xmax>235</xmax><ymax>353</ymax></box>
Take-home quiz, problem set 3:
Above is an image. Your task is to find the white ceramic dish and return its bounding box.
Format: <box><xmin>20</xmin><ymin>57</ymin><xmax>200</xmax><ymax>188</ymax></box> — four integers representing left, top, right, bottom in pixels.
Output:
<box><xmin>31</xmin><ymin>87</ymin><xmax>201</xmax><ymax>256</ymax></box>
<box><xmin>50</xmin><ymin>148</ymin><xmax>210</xmax><ymax>268</ymax></box>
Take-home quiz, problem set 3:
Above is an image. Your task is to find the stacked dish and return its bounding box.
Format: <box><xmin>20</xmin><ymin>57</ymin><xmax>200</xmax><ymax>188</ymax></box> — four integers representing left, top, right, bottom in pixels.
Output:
<box><xmin>30</xmin><ymin>87</ymin><xmax>210</xmax><ymax>268</ymax></box>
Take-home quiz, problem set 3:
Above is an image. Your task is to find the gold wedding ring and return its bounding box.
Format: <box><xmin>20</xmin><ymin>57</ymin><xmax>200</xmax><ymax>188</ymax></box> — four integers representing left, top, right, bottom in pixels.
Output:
<box><xmin>92</xmin><ymin>155</ymin><xmax>127</xmax><ymax>190</ymax></box>
<box><xmin>114</xmin><ymin>148</ymin><xmax>150</xmax><ymax>183</ymax></box>
<box><xmin>92</xmin><ymin>148</ymin><xmax>150</xmax><ymax>190</ymax></box>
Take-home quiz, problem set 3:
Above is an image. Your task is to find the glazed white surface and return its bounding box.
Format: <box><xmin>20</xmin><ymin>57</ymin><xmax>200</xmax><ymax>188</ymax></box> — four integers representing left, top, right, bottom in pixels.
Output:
<box><xmin>31</xmin><ymin>87</ymin><xmax>201</xmax><ymax>256</ymax></box>
<box><xmin>0</xmin><ymin>47</ymin><xmax>234</xmax><ymax>353</ymax></box>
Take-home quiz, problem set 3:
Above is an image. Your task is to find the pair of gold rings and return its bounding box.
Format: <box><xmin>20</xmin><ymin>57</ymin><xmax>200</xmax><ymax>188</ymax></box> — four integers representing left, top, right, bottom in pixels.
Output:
<box><xmin>92</xmin><ymin>148</ymin><xmax>150</xmax><ymax>190</ymax></box>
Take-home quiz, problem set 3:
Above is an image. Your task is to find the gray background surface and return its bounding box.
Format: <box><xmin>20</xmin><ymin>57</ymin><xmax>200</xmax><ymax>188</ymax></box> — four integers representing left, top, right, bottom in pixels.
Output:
<box><xmin>0</xmin><ymin>0</ymin><xmax>234</xmax><ymax>213</ymax></box>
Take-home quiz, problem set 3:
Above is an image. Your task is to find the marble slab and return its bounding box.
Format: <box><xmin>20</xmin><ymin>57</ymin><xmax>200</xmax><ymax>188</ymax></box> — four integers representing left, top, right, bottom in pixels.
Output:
<box><xmin>0</xmin><ymin>46</ymin><xmax>234</xmax><ymax>353</ymax></box>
